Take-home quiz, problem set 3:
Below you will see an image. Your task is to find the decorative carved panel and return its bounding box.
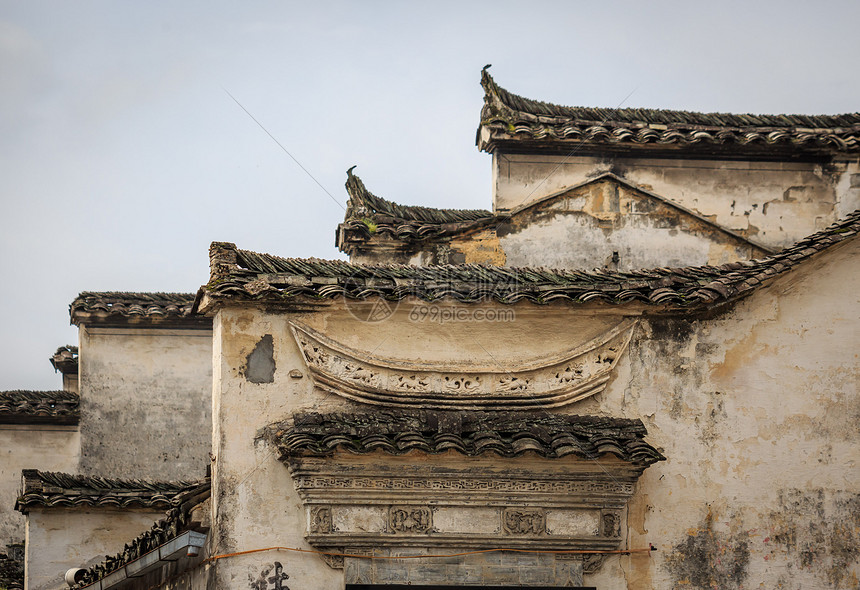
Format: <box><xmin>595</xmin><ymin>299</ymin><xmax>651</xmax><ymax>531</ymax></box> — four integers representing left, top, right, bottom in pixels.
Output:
<box><xmin>310</xmin><ymin>506</ymin><xmax>332</xmax><ymax>533</ymax></box>
<box><xmin>502</xmin><ymin>507</ymin><xmax>545</xmax><ymax>535</ymax></box>
<box><xmin>291</xmin><ymin>320</ymin><xmax>637</xmax><ymax>409</ymax></box>
<box><xmin>389</xmin><ymin>506</ymin><xmax>433</xmax><ymax>534</ymax></box>
<box><xmin>288</xmin><ymin>456</ymin><xmax>652</xmax><ymax>576</ymax></box>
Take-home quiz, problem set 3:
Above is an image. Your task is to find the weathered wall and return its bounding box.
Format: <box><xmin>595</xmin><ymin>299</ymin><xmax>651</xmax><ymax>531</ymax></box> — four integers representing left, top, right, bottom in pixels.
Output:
<box><xmin>24</xmin><ymin>508</ymin><xmax>163</xmax><ymax>590</ymax></box>
<box><xmin>493</xmin><ymin>153</ymin><xmax>860</xmax><ymax>249</ymax></box>
<box><xmin>78</xmin><ymin>327</ymin><xmax>212</xmax><ymax>481</ymax></box>
<box><xmin>498</xmin><ymin>178</ymin><xmax>769</xmax><ymax>271</ymax></box>
<box><xmin>210</xmin><ymin>309</ymin><xmax>344</xmax><ymax>590</ymax></box>
<box><xmin>583</xmin><ymin>238</ymin><xmax>860</xmax><ymax>589</ymax></box>
<box><xmin>0</xmin><ymin>426</ymin><xmax>79</xmax><ymax>552</ymax></box>
<box><xmin>210</xmin><ymin>238</ymin><xmax>858</xmax><ymax>589</ymax></box>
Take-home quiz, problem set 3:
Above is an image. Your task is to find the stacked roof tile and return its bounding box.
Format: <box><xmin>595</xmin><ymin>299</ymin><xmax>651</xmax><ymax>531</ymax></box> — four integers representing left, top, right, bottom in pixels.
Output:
<box><xmin>339</xmin><ymin>167</ymin><xmax>496</xmax><ymax>245</ymax></box>
<box><xmin>15</xmin><ymin>471</ymin><xmax>200</xmax><ymax>512</ymax></box>
<box><xmin>72</xmin><ymin>479</ymin><xmax>210</xmax><ymax>589</ymax></box>
<box><xmin>0</xmin><ymin>543</ymin><xmax>23</xmax><ymax>590</ymax></box>
<box><xmin>0</xmin><ymin>390</ymin><xmax>79</xmax><ymax>424</ymax></box>
<box><xmin>266</xmin><ymin>410</ymin><xmax>665</xmax><ymax>466</ymax></box>
<box><xmin>69</xmin><ymin>292</ymin><xmax>201</xmax><ymax>325</ymax></box>
<box><xmin>198</xmin><ymin>210</ymin><xmax>859</xmax><ymax>312</ymax></box>
<box><xmin>49</xmin><ymin>345</ymin><xmax>78</xmax><ymax>375</ymax></box>
<box><xmin>478</xmin><ymin>67</ymin><xmax>860</xmax><ymax>154</ymax></box>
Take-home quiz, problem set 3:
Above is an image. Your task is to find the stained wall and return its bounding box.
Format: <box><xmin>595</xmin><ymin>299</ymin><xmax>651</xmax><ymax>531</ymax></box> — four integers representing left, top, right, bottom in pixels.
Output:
<box><xmin>24</xmin><ymin>508</ymin><xmax>164</xmax><ymax>590</ymax></box>
<box><xmin>493</xmin><ymin>153</ymin><xmax>860</xmax><ymax>250</ymax></box>
<box><xmin>209</xmin><ymin>236</ymin><xmax>858</xmax><ymax>589</ymax></box>
<box><xmin>78</xmin><ymin>326</ymin><xmax>212</xmax><ymax>481</ymax></box>
<box><xmin>0</xmin><ymin>426</ymin><xmax>79</xmax><ymax>554</ymax></box>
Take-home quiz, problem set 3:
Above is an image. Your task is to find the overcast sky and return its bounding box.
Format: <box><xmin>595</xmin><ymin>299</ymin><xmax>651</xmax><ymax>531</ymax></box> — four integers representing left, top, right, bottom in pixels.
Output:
<box><xmin>1</xmin><ymin>1</ymin><xmax>858</xmax><ymax>390</ymax></box>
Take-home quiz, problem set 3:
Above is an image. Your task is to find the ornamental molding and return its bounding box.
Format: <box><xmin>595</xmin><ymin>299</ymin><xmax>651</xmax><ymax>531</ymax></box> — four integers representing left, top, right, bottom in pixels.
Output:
<box><xmin>285</xmin><ymin>455</ymin><xmax>645</xmax><ymax>575</ymax></box>
<box><xmin>290</xmin><ymin>319</ymin><xmax>636</xmax><ymax>409</ymax></box>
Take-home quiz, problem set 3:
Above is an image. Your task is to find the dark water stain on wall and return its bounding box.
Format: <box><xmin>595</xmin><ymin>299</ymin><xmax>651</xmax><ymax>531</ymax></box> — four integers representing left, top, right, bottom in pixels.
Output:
<box><xmin>664</xmin><ymin>507</ymin><xmax>749</xmax><ymax>589</ymax></box>
<box><xmin>765</xmin><ymin>489</ymin><xmax>860</xmax><ymax>589</ymax></box>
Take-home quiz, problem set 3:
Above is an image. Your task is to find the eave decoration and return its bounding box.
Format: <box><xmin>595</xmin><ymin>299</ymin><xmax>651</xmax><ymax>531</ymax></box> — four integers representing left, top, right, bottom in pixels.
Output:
<box><xmin>290</xmin><ymin>319</ymin><xmax>636</xmax><ymax>410</ymax></box>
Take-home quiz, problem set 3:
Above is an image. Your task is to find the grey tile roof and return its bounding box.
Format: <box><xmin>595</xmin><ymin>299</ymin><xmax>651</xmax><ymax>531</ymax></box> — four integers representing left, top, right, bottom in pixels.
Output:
<box><xmin>338</xmin><ymin>168</ymin><xmax>497</xmax><ymax>254</ymax></box>
<box><xmin>265</xmin><ymin>410</ymin><xmax>665</xmax><ymax>466</ymax></box>
<box><xmin>70</xmin><ymin>292</ymin><xmax>208</xmax><ymax>326</ymax></box>
<box><xmin>0</xmin><ymin>543</ymin><xmax>23</xmax><ymax>590</ymax></box>
<box><xmin>15</xmin><ymin>470</ymin><xmax>200</xmax><ymax>512</ymax></box>
<box><xmin>197</xmin><ymin>210</ymin><xmax>859</xmax><ymax>313</ymax></box>
<box><xmin>0</xmin><ymin>390</ymin><xmax>79</xmax><ymax>424</ymax></box>
<box><xmin>71</xmin><ymin>479</ymin><xmax>210</xmax><ymax>589</ymax></box>
<box><xmin>49</xmin><ymin>345</ymin><xmax>78</xmax><ymax>375</ymax></box>
<box><xmin>338</xmin><ymin>168</ymin><xmax>497</xmax><ymax>252</ymax></box>
<box><xmin>341</xmin><ymin>166</ymin><xmax>494</xmax><ymax>237</ymax></box>
<box><xmin>478</xmin><ymin>67</ymin><xmax>860</xmax><ymax>154</ymax></box>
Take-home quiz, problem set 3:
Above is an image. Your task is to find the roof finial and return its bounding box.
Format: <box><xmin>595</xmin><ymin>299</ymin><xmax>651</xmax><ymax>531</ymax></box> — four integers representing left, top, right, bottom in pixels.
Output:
<box><xmin>482</xmin><ymin>64</ymin><xmax>492</xmax><ymax>72</ymax></box>
<box><xmin>347</xmin><ymin>165</ymin><xmax>357</xmax><ymax>178</ymax></box>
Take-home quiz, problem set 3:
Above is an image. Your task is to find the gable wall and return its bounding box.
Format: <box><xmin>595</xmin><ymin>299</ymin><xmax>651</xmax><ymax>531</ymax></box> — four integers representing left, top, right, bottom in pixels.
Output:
<box><xmin>25</xmin><ymin>508</ymin><xmax>164</xmax><ymax>590</ymax></box>
<box><xmin>586</xmin><ymin>238</ymin><xmax>860</xmax><ymax>589</ymax></box>
<box><xmin>0</xmin><ymin>426</ymin><xmax>79</xmax><ymax>555</ymax></box>
<box><xmin>78</xmin><ymin>326</ymin><xmax>212</xmax><ymax>481</ymax></box>
<box><xmin>493</xmin><ymin>153</ymin><xmax>860</xmax><ymax>250</ymax></box>
<box><xmin>209</xmin><ymin>240</ymin><xmax>859</xmax><ymax>588</ymax></box>
<box><xmin>498</xmin><ymin>179</ymin><xmax>767</xmax><ymax>270</ymax></box>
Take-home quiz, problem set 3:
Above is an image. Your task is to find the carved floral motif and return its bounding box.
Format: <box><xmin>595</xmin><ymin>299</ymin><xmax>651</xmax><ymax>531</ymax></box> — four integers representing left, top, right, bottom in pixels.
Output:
<box><xmin>601</xmin><ymin>511</ymin><xmax>620</xmax><ymax>537</ymax></box>
<box><xmin>502</xmin><ymin>507</ymin><xmax>546</xmax><ymax>535</ymax></box>
<box><xmin>389</xmin><ymin>506</ymin><xmax>433</xmax><ymax>533</ymax></box>
<box><xmin>290</xmin><ymin>320</ymin><xmax>637</xmax><ymax>410</ymax></box>
<box><xmin>310</xmin><ymin>506</ymin><xmax>332</xmax><ymax>533</ymax></box>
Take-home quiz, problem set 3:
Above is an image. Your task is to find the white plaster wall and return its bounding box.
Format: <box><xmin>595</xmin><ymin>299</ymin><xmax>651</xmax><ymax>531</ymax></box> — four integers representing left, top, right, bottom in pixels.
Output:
<box><xmin>210</xmin><ymin>310</ymin><xmax>344</xmax><ymax>590</ymax></box>
<box><xmin>0</xmin><ymin>426</ymin><xmax>79</xmax><ymax>549</ymax></box>
<box><xmin>78</xmin><ymin>327</ymin><xmax>212</xmax><ymax>481</ymax></box>
<box><xmin>210</xmin><ymin>238</ymin><xmax>858</xmax><ymax>589</ymax></box>
<box><xmin>500</xmin><ymin>212</ymin><xmax>749</xmax><ymax>270</ymax></box>
<box><xmin>24</xmin><ymin>509</ymin><xmax>163</xmax><ymax>590</ymax></box>
<box><xmin>493</xmin><ymin>153</ymin><xmax>859</xmax><ymax>249</ymax></box>
<box><xmin>583</xmin><ymin>239</ymin><xmax>860</xmax><ymax>589</ymax></box>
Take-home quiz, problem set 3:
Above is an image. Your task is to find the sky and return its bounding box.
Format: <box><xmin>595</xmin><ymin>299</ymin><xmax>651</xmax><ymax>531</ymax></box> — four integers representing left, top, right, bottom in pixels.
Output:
<box><xmin>1</xmin><ymin>0</ymin><xmax>858</xmax><ymax>390</ymax></box>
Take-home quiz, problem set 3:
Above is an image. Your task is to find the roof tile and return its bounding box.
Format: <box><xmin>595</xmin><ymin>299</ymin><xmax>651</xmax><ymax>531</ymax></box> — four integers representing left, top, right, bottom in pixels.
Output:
<box><xmin>15</xmin><ymin>470</ymin><xmax>200</xmax><ymax>512</ymax></box>
<box><xmin>266</xmin><ymin>410</ymin><xmax>665</xmax><ymax>466</ymax></box>
<box><xmin>199</xmin><ymin>210</ymin><xmax>859</xmax><ymax>313</ymax></box>
<box><xmin>478</xmin><ymin>67</ymin><xmax>860</xmax><ymax>154</ymax></box>
<box><xmin>0</xmin><ymin>391</ymin><xmax>79</xmax><ymax>424</ymax></box>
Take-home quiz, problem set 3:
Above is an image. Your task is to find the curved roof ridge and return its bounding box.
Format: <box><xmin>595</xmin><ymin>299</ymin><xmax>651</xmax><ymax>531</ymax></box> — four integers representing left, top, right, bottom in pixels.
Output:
<box><xmin>70</xmin><ymin>291</ymin><xmax>203</xmax><ymax>325</ymax></box>
<box><xmin>0</xmin><ymin>390</ymin><xmax>79</xmax><ymax>424</ymax></box>
<box><xmin>345</xmin><ymin>167</ymin><xmax>493</xmax><ymax>224</ymax></box>
<box><xmin>198</xmin><ymin>210</ymin><xmax>858</xmax><ymax>313</ymax></box>
<box><xmin>481</xmin><ymin>67</ymin><xmax>860</xmax><ymax>130</ymax></box>
<box><xmin>22</xmin><ymin>469</ymin><xmax>200</xmax><ymax>492</ymax></box>
<box><xmin>265</xmin><ymin>410</ymin><xmax>665</xmax><ymax>466</ymax></box>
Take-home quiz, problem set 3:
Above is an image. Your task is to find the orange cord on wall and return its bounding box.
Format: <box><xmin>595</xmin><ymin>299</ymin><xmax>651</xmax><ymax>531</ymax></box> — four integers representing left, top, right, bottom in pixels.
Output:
<box><xmin>202</xmin><ymin>544</ymin><xmax>657</xmax><ymax>565</ymax></box>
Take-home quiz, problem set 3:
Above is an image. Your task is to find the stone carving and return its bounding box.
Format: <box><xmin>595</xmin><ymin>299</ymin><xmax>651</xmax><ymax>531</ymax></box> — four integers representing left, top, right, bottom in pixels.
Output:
<box><xmin>290</xmin><ymin>320</ymin><xmax>637</xmax><ymax>410</ymax></box>
<box><xmin>555</xmin><ymin>363</ymin><xmax>585</xmax><ymax>384</ymax></box>
<box><xmin>601</xmin><ymin>511</ymin><xmax>620</xmax><ymax>537</ymax></box>
<box><xmin>395</xmin><ymin>374</ymin><xmax>429</xmax><ymax>391</ymax></box>
<box><xmin>583</xmin><ymin>553</ymin><xmax>607</xmax><ymax>574</ymax></box>
<box><xmin>310</xmin><ymin>506</ymin><xmax>332</xmax><ymax>533</ymax></box>
<box><xmin>443</xmin><ymin>375</ymin><xmax>481</xmax><ymax>392</ymax></box>
<box><xmin>343</xmin><ymin>363</ymin><xmax>377</xmax><ymax>386</ymax></box>
<box><xmin>496</xmin><ymin>375</ymin><xmax>530</xmax><ymax>391</ymax></box>
<box><xmin>319</xmin><ymin>550</ymin><xmax>345</xmax><ymax>569</ymax></box>
<box><xmin>294</xmin><ymin>475</ymin><xmax>634</xmax><ymax>496</ymax></box>
<box><xmin>300</xmin><ymin>339</ymin><xmax>328</xmax><ymax>365</ymax></box>
<box><xmin>389</xmin><ymin>506</ymin><xmax>432</xmax><ymax>533</ymax></box>
<box><xmin>502</xmin><ymin>508</ymin><xmax>545</xmax><ymax>535</ymax></box>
